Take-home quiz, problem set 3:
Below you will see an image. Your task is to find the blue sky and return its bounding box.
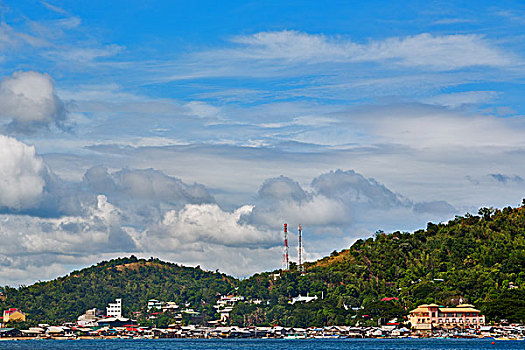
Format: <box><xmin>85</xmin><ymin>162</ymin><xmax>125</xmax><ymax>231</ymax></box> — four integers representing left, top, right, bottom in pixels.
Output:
<box><xmin>1</xmin><ymin>0</ymin><xmax>525</xmax><ymax>285</ymax></box>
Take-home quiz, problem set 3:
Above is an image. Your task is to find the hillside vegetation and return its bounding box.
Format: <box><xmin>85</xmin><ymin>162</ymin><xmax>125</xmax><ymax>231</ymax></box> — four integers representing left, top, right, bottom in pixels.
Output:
<box><xmin>235</xmin><ymin>205</ymin><xmax>525</xmax><ymax>326</ymax></box>
<box><xmin>0</xmin><ymin>256</ymin><xmax>235</xmax><ymax>324</ymax></box>
<box><xmin>1</xmin><ymin>204</ymin><xmax>524</xmax><ymax>327</ymax></box>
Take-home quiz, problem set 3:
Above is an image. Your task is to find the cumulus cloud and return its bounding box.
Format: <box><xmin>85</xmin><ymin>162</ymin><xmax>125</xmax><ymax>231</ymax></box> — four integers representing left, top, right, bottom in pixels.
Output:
<box><xmin>257</xmin><ymin>175</ymin><xmax>309</xmax><ymax>202</ymax></box>
<box><xmin>0</xmin><ymin>71</ymin><xmax>66</xmax><ymax>132</ymax></box>
<box><xmin>244</xmin><ymin>175</ymin><xmax>348</xmax><ymax>228</ymax></box>
<box><xmin>0</xmin><ymin>194</ymin><xmax>138</xmax><ymax>285</ymax></box>
<box><xmin>0</xmin><ymin>135</ymin><xmax>46</xmax><ymax>210</ymax></box>
<box><xmin>244</xmin><ymin>170</ymin><xmax>455</xmax><ymax>234</ymax></box>
<box><xmin>141</xmin><ymin>204</ymin><xmax>279</xmax><ymax>249</ymax></box>
<box><xmin>311</xmin><ymin>170</ymin><xmax>410</xmax><ymax>209</ymax></box>
<box><xmin>83</xmin><ymin>166</ymin><xmax>215</xmax><ymax>205</ymax></box>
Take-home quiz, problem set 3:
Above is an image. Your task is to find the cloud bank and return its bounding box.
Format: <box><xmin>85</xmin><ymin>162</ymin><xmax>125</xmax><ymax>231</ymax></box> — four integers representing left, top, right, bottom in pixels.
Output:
<box><xmin>0</xmin><ymin>136</ymin><xmax>461</xmax><ymax>285</ymax></box>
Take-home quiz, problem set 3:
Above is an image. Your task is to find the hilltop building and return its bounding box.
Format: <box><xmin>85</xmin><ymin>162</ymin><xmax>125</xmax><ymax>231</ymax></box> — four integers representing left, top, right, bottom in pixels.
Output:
<box><xmin>106</xmin><ymin>298</ymin><xmax>122</xmax><ymax>318</ymax></box>
<box><xmin>408</xmin><ymin>304</ymin><xmax>485</xmax><ymax>331</ymax></box>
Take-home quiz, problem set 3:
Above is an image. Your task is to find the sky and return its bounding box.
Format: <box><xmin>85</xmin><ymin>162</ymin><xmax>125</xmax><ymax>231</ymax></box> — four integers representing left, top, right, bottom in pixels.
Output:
<box><xmin>1</xmin><ymin>0</ymin><xmax>525</xmax><ymax>285</ymax></box>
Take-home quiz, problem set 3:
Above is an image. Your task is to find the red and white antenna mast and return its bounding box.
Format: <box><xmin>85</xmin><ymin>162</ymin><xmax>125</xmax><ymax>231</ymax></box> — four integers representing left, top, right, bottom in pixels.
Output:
<box><xmin>283</xmin><ymin>223</ymin><xmax>289</xmax><ymax>271</ymax></box>
<box><xmin>298</xmin><ymin>224</ymin><xmax>304</xmax><ymax>274</ymax></box>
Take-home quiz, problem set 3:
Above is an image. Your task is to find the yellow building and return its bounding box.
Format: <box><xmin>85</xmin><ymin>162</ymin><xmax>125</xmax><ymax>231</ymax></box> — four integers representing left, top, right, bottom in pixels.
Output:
<box><xmin>408</xmin><ymin>304</ymin><xmax>485</xmax><ymax>331</ymax></box>
<box><xmin>2</xmin><ymin>308</ymin><xmax>26</xmax><ymax>323</ymax></box>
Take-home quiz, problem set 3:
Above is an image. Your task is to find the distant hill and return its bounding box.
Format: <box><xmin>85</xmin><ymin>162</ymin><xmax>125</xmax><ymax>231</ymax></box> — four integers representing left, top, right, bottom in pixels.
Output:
<box><xmin>0</xmin><ymin>256</ymin><xmax>236</xmax><ymax>324</ymax></box>
<box><xmin>235</xmin><ymin>204</ymin><xmax>525</xmax><ymax>326</ymax></box>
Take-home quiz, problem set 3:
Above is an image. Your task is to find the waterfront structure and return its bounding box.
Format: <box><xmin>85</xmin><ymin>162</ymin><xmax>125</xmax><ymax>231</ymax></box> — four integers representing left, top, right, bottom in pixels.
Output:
<box><xmin>106</xmin><ymin>298</ymin><xmax>122</xmax><ymax>318</ymax></box>
<box><xmin>97</xmin><ymin>317</ymin><xmax>132</xmax><ymax>328</ymax></box>
<box><xmin>2</xmin><ymin>308</ymin><xmax>26</xmax><ymax>323</ymax></box>
<box><xmin>408</xmin><ymin>303</ymin><xmax>485</xmax><ymax>330</ymax></box>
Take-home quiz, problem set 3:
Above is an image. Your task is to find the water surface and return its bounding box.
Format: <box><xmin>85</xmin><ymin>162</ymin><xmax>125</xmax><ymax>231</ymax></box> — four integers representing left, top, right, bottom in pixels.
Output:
<box><xmin>0</xmin><ymin>338</ymin><xmax>521</xmax><ymax>350</ymax></box>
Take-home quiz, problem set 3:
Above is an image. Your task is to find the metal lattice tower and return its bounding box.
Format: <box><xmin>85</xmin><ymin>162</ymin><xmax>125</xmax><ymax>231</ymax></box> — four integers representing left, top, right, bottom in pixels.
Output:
<box><xmin>283</xmin><ymin>223</ymin><xmax>289</xmax><ymax>271</ymax></box>
<box><xmin>298</xmin><ymin>224</ymin><xmax>304</xmax><ymax>274</ymax></box>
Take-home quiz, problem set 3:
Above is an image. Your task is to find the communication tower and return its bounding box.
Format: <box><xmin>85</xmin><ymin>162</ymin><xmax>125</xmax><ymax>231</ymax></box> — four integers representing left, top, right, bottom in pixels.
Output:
<box><xmin>283</xmin><ymin>223</ymin><xmax>289</xmax><ymax>271</ymax></box>
<box><xmin>298</xmin><ymin>224</ymin><xmax>305</xmax><ymax>274</ymax></box>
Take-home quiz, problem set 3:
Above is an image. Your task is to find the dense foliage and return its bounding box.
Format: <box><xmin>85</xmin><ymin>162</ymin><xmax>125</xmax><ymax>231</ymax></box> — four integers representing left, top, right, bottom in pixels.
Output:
<box><xmin>0</xmin><ymin>256</ymin><xmax>235</xmax><ymax>325</ymax></box>
<box><xmin>1</xmin><ymin>204</ymin><xmax>524</xmax><ymax>327</ymax></box>
<box><xmin>234</xmin><ymin>205</ymin><xmax>525</xmax><ymax>326</ymax></box>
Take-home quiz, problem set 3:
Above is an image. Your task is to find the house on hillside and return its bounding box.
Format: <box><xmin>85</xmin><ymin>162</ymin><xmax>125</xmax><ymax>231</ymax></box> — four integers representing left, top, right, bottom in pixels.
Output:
<box><xmin>162</xmin><ymin>302</ymin><xmax>179</xmax><ymax>313</ymax></box>
<box><xmin>2</xmin><ymin>308</ymin><xmax>26</xmax><ymax>323</ymax></box>
<box><xmin>147</xmin><ymin>299</ymin><xmax>164</xmax><ymax>311</ymax></box>
<box><xmin>216</xmin><ymin>295</ymin><xmax>245</xmax><ymax>307</ymax></box>
<box><xmin>289</xmin><ymin>294</ymin><xmax>318</xmax><ymax>305</ymax></box>
<box><xmin>214</xmin><ymin>294</ymin><xmax>244</xmax><ymax>324</ymax></box>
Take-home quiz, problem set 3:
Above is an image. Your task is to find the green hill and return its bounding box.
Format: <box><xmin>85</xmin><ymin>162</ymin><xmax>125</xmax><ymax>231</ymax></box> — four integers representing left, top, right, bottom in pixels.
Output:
<box><xmin>2</xmin><ymin>204</ymin><xmax>524</xmax><ymax>327</ymax></box>
<box><xmin>234</xmin><ymin>205</ymin><xmax>525</xmax><ymax>326</ymax></box>
<box><xmin>0</xmin><ymin>256</ymin><xmax>236</xmax><ymax>325</ymax></box>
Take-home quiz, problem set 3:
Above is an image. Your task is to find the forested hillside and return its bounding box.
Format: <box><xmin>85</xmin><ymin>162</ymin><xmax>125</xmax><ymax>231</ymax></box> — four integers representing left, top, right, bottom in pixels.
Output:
<box><xmin>234</xmin><ymin>205</ymin><xmax>525</xmax><ymax>326</ymax></box>
<box><xmin>0</xmin><ymin>256</ymin><xmax>235</xmax><ymax>324</ymax></box>
<box><xmin>1</xmin><ymin>204</ymin><xmax>524</xmax><ymax>327</ymax></box>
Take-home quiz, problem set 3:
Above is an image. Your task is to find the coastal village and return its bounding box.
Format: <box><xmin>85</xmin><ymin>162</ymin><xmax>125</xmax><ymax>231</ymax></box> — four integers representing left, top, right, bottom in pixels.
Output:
<box><xmin>0</xmin><ymin>293</ymin><xmax>523</xmax><ymax>340</ymax></box>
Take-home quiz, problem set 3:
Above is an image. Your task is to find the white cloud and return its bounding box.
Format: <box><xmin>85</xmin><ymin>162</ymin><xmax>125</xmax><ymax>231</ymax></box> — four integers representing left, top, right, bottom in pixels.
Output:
<box><xmin>0</xmin><ymin>22</ymin><xmax>48</xmax><ymax>49</ymax></box>
<box><xmin>83</xmin><ymin>167</ymin><xmax>215</xmax><ymax>205</ymax></box>
<box><xmin>370</xmin><ymin>107</ymin><xmax>525</xmax><ymax>149</ymax></box>
<box><xmin>227</xmin><ymin>31</ymin><xmax>516</xmax><ymax>70</ymax></box>
<box><xmin>361</xmin><ymin>33</ymin><xmax>514</xmax><ymax>70</ymax></box>
<box><xmin>0</xmin><ymin>135</ymin><xmax>46</xmax><ymax>210</ymax></box>
<box><xmin>423</xmin><ymin>91</ymin><xmax>499</xmax><ymax>108</ymax></box>
<box><xmin>0</xmin><ymin>71</ymin><xmax>66</xmax><ymax>131</ymax></box>
<box><xmin>47</xmin><ymin>44</ymin><xmax>123</xmax><ymax>63</ymax></box>
<box><xmin>142</xmin><ymin>204</ymin><xmax>280</xmax><ymax>249</ymax></box>
<box><xmin>41</xmin><ymin>1</ymin><xmax>70</xmax><ymax>15</ymax></box>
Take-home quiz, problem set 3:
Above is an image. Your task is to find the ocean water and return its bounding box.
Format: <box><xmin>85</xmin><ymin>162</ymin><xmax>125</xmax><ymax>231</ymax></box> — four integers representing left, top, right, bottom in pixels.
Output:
<box><xmin>0</xmin><ymin>339</ymin><xmax>522</xmax><ymax>350</ymax></box>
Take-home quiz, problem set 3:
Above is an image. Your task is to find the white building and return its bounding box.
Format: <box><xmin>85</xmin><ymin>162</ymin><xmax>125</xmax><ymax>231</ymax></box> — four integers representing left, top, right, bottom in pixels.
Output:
<box><xmin>77</xmin><ymin>308</ymin><xmax>104</xmax><ymax>327</ymax></box>
<box><xmin>289</xmin><ymin>294</ymin><xmax>318</xmax><ymax>305</ymax></box>
<box><xmin>147</xmin><ymin>299</ymin><xmax>164</xmax><ymax>311</ymax></box>
<box><xmin>106</xmin><ymin>298</ymin><xmax>122</xmax><ymax>318</ymax></box>
<box><xmin>216</xmin><ymin>295</ymin><xmax>245</xmax><ymax>307</ymax></box>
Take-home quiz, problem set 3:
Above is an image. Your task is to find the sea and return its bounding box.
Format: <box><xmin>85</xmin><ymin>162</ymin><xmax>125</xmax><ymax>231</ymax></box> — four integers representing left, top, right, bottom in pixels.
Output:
<box><xmin>0</xmin><ymin>339</ymin><xmax>522</xmax><ymax>350</ymax></box>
